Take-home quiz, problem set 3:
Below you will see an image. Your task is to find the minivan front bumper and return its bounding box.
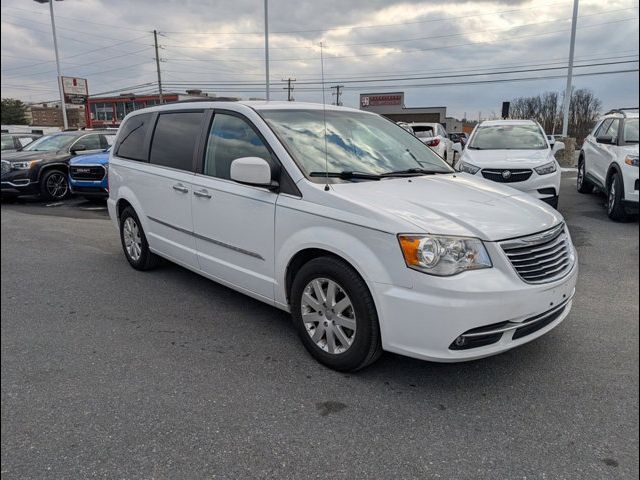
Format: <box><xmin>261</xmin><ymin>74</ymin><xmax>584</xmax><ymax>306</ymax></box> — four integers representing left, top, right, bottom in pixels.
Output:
<box><xmin>372</xmin><ymin>241</ymin><xmax>578</xmax><ymax>362</ymax></box>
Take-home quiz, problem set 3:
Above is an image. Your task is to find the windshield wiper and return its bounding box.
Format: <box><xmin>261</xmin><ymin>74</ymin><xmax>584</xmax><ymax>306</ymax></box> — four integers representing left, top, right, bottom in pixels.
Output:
<box><xmin>380</xmin><ymin>168</ymin><xmax>443</xmax><ymax>177</ymax></box>
<box><xmin>309</xmin><ymin>171</ymin><xmax>382</xmax><ymax>180</ymax></box>
<box><xmin>467</xmin><ymin>146</ymin><xmax>483</xmax><ymax>150</ymax></box>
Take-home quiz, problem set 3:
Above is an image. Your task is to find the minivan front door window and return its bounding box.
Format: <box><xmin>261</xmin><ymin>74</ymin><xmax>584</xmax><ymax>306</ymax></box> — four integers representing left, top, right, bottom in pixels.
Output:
<box><xmin>204</xmin><ymin>113</ymin><xmax>273</xmax><ymax>180</ymax></box>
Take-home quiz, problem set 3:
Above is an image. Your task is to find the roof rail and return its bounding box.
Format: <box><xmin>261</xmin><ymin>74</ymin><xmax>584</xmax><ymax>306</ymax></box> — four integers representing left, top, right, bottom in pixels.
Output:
<box><xmin>604</xmin><ymin>107</ymin><xmax>639</xmax><ymax>117</ymax></box>
<box><xmin>165</xmin><ymin>97</ymin><xmax>240</xmax><ymax>105</ymax></box>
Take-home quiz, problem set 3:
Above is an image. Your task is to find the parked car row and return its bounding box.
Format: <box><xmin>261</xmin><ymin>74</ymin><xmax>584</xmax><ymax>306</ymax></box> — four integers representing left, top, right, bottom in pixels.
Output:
<box><xmin>1</xmin><ymin>130</ymin><xmax>114</xmax><ymax>201</ymax></box>
<box><xmin>1</xmin><ymin>103</ymin><xmax>635</xmax><ymax>372</ymax></box>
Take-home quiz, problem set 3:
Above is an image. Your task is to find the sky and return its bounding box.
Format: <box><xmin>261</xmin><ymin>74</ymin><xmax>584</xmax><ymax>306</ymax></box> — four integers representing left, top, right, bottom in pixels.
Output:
<box><xmin>1</xmin><ymin>0</ymin><xmax>638</xmax><ymax>120</ymax></box>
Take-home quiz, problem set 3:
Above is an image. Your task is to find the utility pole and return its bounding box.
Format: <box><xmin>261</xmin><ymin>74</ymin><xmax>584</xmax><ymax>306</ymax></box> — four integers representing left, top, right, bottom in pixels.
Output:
<box><xmin>282</xmin><ymin>78</ymin><xmax>296</xmax><ymax>101</ymax></box>
<box><xmin>264</xmin><ymin>0</ymin><xmax>270</xmax><ymax>101</ymax></box>
<box><xmin>35</xmin><ymin>0</ymin><xmax>68</xmax><ymax>130</ymax></box>
<box><xmin>562</xmin><ymin>0</ymin><xmax>579</xmax><ymax>137</ymax></box>
<box><xmin>331</xmin><ymin>85</ymin><xmax>344</xmax><ymax>106</ymax></box>
<box><xmin>153</xmin><ymin>29</ymin><xmax>164</xmax><ymax>103</ymax></box>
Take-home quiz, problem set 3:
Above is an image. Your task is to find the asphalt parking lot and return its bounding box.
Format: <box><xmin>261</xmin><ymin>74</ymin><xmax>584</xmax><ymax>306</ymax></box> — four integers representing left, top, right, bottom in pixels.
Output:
<box><xmin>1</xmin><ymin>173</ymin><xmax>638</xmax><ymax>479</ymax></box>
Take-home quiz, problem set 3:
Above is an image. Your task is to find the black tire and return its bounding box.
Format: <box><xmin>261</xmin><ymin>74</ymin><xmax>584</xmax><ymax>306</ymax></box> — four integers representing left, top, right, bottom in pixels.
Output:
<box><xmin>607</xmin><ymin>172</ymin><xmax>628</xmax><ymax>222</ymax></box>
<box><xmin>577</xmin><ymin>157</ymin><xmax>594</xmax><ymax>194</ymax></box>
<box><xmin>119</xmin><ymin>206</ymin><xmax>160</xmax><ymax>270</ymax></box>
<box><xmin>290</xmin><ymin>256</ymin><xmax>382</xmax><ymax>371</ymax></box>
<box><xmin>39</xmin><ymin>169</ymin><xmax>69</xmax><ymax>201</ymax></box>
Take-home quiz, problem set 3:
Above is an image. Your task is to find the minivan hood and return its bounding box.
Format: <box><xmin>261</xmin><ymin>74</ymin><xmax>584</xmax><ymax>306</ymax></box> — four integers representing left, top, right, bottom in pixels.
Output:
<box><xmin>462</xmin><ymin>149</ymin><xmax>552</xmax><ymax>167</ymax></box>
<box><xmin>330</xmin><ymin>174</ymin><xmax>562</xmax><ymax>241</ymax></box>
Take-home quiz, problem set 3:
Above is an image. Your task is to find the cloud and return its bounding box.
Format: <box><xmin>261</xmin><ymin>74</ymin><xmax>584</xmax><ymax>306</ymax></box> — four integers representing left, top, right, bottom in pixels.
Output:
<box><xmin>1</xmin><ymin>0</ymin><xmax>638</xmax><ymax>119</ymax></box>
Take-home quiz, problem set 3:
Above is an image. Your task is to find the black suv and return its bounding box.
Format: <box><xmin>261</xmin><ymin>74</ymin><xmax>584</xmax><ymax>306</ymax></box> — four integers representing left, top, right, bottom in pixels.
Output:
<box><xmin>1</xmin><ymin>130</ymin><xmax>115</xmax><ymax>201</ymax></box>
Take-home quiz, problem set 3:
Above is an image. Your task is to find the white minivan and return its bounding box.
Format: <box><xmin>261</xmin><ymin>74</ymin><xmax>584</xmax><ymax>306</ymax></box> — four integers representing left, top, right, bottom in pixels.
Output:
<box><xmin>108</xmin><ymin>101</ymin><xmax>578</xmax><ymax>371</ymax></box>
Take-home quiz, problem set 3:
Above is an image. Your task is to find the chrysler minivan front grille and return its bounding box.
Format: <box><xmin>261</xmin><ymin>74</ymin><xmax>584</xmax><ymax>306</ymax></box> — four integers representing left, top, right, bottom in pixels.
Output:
<box><xmin>500</xmin><ymin>224</ymin><xmax>575</xmax><ymax>284</ymax></box>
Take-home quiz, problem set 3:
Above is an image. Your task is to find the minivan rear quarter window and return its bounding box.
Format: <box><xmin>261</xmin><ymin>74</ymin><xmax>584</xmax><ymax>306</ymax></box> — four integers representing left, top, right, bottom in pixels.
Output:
<box><xmin>115</xmin><ymin>113</ymin><xmax>154</xmax><ymax>161</ymax></box>
<box><xmin>149</xmin><ymin>111</ymin><xmax>204</xmax><ymax>171</ymax></box>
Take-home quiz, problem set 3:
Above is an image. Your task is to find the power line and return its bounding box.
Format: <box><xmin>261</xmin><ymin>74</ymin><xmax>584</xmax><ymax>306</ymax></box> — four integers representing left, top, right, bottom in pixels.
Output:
<box><xmin>158</xmin><ymin>68</ymin><xmax>639</xmax><ymax>93</ymax></box>
<box><xmin>157</xmin><ymin>59</ymin><xmax>639</xmax><ymax>86</ymax></box>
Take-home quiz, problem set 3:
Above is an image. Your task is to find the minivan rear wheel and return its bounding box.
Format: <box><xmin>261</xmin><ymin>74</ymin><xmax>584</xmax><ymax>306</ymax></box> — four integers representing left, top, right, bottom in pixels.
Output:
<box><xmin>290</xmin><ymin>256</ymin><xmax>382</xmax><ymax>371</ymax></box>
<box><xmin>119</xmin><ymin>206</ymin><xmax>160</xmax><ymax>270</ymax></box>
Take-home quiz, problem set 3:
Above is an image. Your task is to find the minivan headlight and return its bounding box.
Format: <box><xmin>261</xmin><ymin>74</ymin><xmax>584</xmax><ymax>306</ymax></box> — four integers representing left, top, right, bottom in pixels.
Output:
<box><xmin>534</xmin><ymin>161</ymin><xmax>557</xmax><ymax>175</ymax></box>
<box><xmin>398</xmin><ymin>234</ymin><xmax>492</xmax><ymax>276</ymax></box>
<box><xmin>458</xmin><ymin>161</ymin><xmax>480</xmax><ymax>175</ymax></box>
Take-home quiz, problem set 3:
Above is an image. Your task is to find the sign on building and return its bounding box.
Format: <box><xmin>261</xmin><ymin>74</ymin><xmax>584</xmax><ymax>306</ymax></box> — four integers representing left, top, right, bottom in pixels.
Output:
<box><xmin>360</xmin><ymin>93</ymin><xmax>403</xmax><ymax>108</ymax></box>
<box><xmin>61</xmin><ymin>77</ymin><xmax>88</xmax><ymax>104</ymax></box>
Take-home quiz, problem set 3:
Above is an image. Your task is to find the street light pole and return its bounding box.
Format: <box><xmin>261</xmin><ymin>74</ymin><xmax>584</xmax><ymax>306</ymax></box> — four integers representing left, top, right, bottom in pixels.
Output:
<box><xmin>35</xmin><ymin>0</ymin><xmax>68</xmax><ymax>130</ymax></box>
<box><xmin>264</xmin><ymin>0</ymin><xmax>270</xmax><ymax>101</ymax></box>
<box><xmin>561</xmin><ymin>0</ymin><xmax>579</xmax><ymax>137</ymax></box>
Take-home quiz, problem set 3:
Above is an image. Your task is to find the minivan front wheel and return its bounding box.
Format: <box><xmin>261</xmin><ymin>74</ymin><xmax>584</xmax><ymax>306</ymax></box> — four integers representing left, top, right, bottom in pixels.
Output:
<box><xmin>119</xmin><ymin>206</ymin><xmax>160</xmax><ymax>270</ymax></box>
<box><xmin>291</xmin><ymin>256</ymin><xmax>382</xmax><ymax>371</ymax></box>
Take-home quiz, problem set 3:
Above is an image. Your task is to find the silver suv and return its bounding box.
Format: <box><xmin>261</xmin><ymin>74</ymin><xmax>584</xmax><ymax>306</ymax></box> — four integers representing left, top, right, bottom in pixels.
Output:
<box><xmin>578</xmin><ymin>108</ymin><xmax>639</xmax><ymax>221</ymax></box>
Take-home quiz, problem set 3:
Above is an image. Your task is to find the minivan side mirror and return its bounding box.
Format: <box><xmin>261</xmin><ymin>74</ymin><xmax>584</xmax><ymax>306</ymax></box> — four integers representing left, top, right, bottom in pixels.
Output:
<box><xmin>596</xmin><ymin>135</ymin><xmax>615</xmax><ymax>145</ymax></box>
<box><xmin>230</xmin><ymin>157</ymin><xmax>276</xmax><ymax>189</ymax></box>
<box><xmin>70</xmin><ymin>144</ymin><xmax>87</xmax><ymax>154</ymax></box>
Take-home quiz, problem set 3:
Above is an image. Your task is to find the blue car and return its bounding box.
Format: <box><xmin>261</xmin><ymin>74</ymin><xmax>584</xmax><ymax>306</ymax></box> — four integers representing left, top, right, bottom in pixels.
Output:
<box><xmin>68</xmin><ymin>147</ymin><xmax>110</xmax><ymax>198</ymax></box>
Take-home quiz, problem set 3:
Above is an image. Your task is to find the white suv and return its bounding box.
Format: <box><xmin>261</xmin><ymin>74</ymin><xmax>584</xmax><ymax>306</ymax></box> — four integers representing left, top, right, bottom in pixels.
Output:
<box><xmin>406</xmin><ymin>122</ymin><xmax>453</xmax><ymax>163</ymax></box>
<box><xmin>455</xmin><ymin>120</ymin><xmax>562</xmax><ymax>209</ymax></box>
<box><xmin>108</xmin><ymin>101</ymin><xmax>578</xmax><ymax>371</ymax></box>
<box><xmin>578</xmin><ymin>108</ymin><xmax>639</xmax><ymax>221</ymax></box>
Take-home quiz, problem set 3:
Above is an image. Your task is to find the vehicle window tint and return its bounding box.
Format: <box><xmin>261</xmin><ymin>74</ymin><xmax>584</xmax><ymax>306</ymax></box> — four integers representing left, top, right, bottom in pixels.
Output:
<box><xmin>203</xmin><ymin>113</ymin><xmax>272</xmax><ymax>180</ymax></box>
<box><xmin>149</xmin><ymin>112</ymin><xmax>204</xmax><ymax>171</ymax></box>
<box><xmin>18</xmin><ymin>137</ymin><xmax>35</xmax><ymax>147</ymax></box>
<box><xmin>76</xmin><ymin>134</ymin><xmax>102</xmax><ymax>150</ymax></box>
<box><xmin>595</xmin><ymin>119</ymin><xmax>612</xmax><ymax>138</ymax></box>
<box><xmin>115</xmin><ymin>113</ymin><xmax>153</xmax><ymax>161</ymax></box>
<box><xmin>624</xmin><ymin>118</ymin><xmax>639</xmax><ymax>144</ymax></box>
<box><xmin>603</xmin><ymin>119</ymin><xmax>620</xmax><ymax>140</ymax></box>
<box><xmin>103</xmin><ymin>134</ymin><xmax>116</xmax><ymax>147</ymax></box>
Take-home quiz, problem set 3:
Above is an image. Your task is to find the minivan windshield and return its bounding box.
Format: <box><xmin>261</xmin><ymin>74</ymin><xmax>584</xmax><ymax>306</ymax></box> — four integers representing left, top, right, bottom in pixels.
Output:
<box><xmin>22</xmin><ymin>134</ymin><xmax>75</xmax><ymax>152</ymax></box>
<box><xmin>469</xmin><ymin>124</ymin><xmax>547</xmax><ymax>150</ymax></box>
<box><xmin>260</xmin><ymin>110</ymin><xmax>452</xmax><ymax>180</ymax></box>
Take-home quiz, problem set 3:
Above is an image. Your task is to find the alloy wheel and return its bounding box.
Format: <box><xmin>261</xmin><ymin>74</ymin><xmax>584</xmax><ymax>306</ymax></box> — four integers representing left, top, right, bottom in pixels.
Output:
<box><xmin>608</xmin><ymin>178</ymin><xmax>616</xmax><ymax>214</ymax></box>
<box><xmin>46</xmin><ymin>172</ymin><xmax>68</xmax><ymax>199</ymax></box>
<box><xmin>123</xmin><ymin>217</ymin><xmax>142</xmax><ymax>261</ymax></box>
<box><xmin>301</xmin><ymin>278</ymin><xmax>356</xmax><ymax>355</ymax></box>
<box><xmin>577</xmin><ymin>163</ymin><xmax>584</xmax><ymax>189</ymax></box>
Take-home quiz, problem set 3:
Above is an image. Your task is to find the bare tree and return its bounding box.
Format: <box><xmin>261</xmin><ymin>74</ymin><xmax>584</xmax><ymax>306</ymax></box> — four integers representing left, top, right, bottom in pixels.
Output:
<box><xmin>509</xmin><ymin>89</ymin><xmax>601</xmax><ymax>143</ymax></box>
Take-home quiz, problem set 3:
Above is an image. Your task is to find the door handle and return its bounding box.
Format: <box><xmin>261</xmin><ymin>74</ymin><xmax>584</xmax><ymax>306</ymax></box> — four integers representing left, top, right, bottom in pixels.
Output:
<box><xmin>172</xmin><ymin>184</ymin><xmax>189</xmax><ymax>193</ymax></box>
<box><xmin>193</xmin><ymin>189</ymin><xmax>212</xmax><ymax>199</ymax></box>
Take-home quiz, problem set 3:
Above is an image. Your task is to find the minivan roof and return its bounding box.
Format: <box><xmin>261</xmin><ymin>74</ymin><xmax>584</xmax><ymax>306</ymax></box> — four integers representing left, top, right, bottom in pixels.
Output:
<box><xmin>127</xmin><ymin>100</ymin><xmax>369</xmax><ymax>116</ymax></box>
